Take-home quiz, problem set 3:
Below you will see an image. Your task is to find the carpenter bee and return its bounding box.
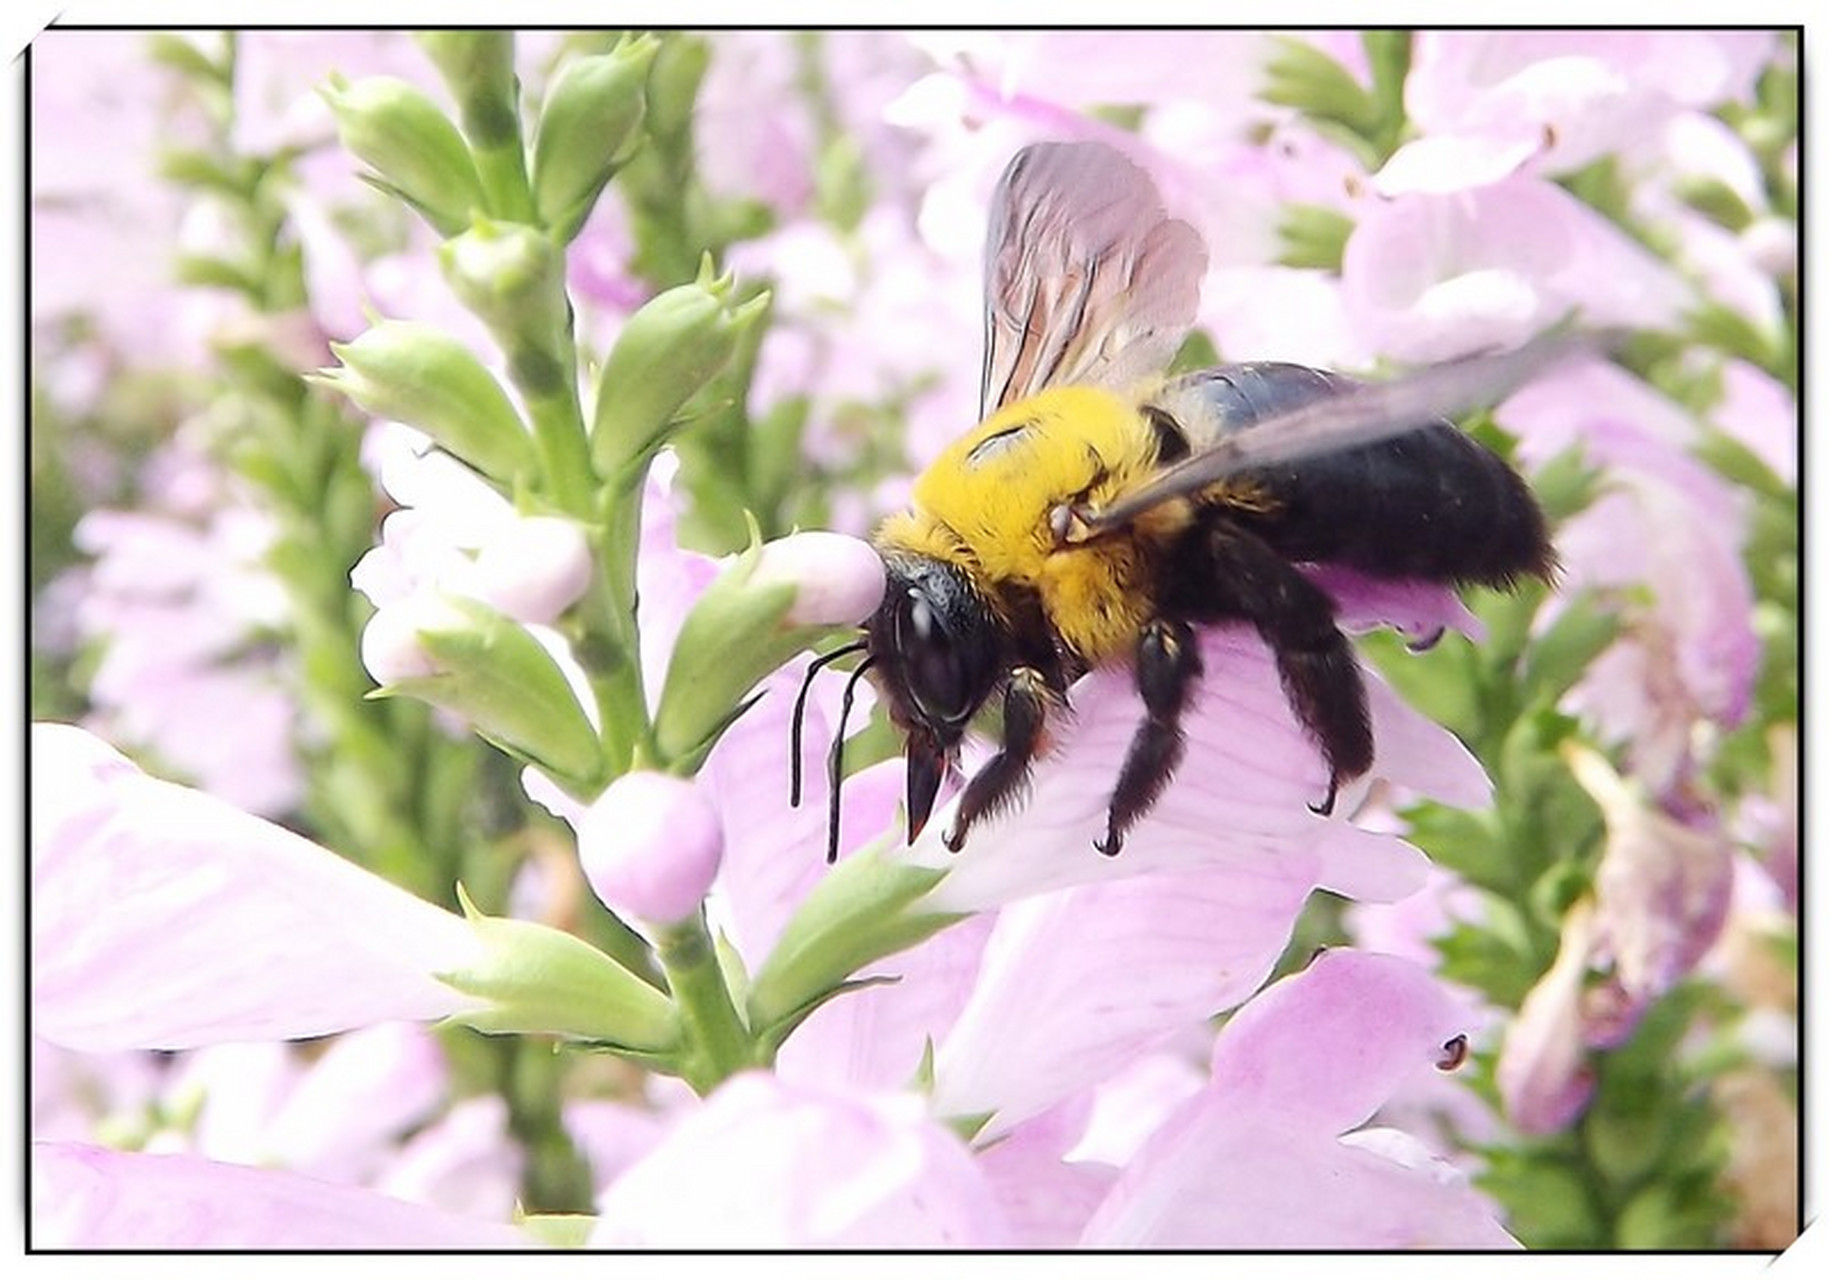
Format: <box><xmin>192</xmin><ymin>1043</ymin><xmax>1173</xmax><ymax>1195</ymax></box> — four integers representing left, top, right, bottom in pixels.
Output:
<box><xmin>803</xmin><ymin>140</ymin><xmax>1568</xmax><ymax>861</ymax></box>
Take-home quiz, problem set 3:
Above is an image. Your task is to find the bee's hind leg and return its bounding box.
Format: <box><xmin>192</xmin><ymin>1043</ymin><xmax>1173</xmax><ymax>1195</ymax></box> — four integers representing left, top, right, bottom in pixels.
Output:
<box><xmin>1098</xmin><ymin>618</ymin><xmax>1203</xmax><ymax>856</ymax></box>
<box><xmin>1167</xmin><ymin>520</ymin><xmax>1373</xmax><ymax>816</ymax></box>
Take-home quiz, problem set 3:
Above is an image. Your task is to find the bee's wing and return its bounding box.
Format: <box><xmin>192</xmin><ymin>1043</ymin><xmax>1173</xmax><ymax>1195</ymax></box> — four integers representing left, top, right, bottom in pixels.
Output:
<box><xmin>980</xmin><ymin>141</ymin><xmax>1207</xmax><ymax>415</ymax></box>
<box><xmin>1069</xmin><ymin>332</ymin><xmax>1599</xmax><ymax>540</ymax></box>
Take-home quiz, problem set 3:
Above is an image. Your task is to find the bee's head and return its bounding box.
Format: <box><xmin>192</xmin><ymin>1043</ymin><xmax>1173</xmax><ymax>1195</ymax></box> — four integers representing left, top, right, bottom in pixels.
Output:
<box><xmin>864</xmin><ymin>553</ymin><xmax>1004</xmax><ymax>841</ymax></box>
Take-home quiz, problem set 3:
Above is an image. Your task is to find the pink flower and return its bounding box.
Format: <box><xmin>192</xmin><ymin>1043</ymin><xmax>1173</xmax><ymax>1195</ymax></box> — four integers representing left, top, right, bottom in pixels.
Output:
<box><xmin>1502</xmin><ymin>360</ymin><xmax>1759</xmax><ymax>788</ymax></box>
<box><xmin>1081</xmin><ymin>949</ymin><xmax>1513</xmax><ymax>1247</ymax></box>
<box><xmin>1385</xmin><ymin>32</ymin><xmax>1774</xmax><ymax>194</ymax></box>
<box><xmin>1571</xmin><ymin>747</ymin><xmax>1736</xmax><ymax>1044</ymax></box>
<box><xmin>1341</xmin><ymin>176</ymin><xmax>1692</xmax><ymax>362</ymax></box>
<box><xmin>32</xmin><ymin>723</ymin><xmax>487</xmax><ymax>1053</ymax></box>
<box><xmin>66</xmin><ymin>440</ymin><xmax>302</xmax><ymax>817</ymax></box>
<box><xmin>33</xmin><ymin>1144</ymin><xmax>533</xmax><ymax>1249</ymax></box>
<box><xmin>591</xmin><ymin>1072</ymin><xmax>1012</xmax><ymax>1246</ymax></box>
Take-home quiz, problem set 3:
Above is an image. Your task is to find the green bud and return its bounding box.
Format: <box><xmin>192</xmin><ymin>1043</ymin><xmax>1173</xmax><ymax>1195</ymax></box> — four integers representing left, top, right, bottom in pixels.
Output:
<box><xmin>642</xmin><ymin>35</ymin><xmax>708</xmax><ymax>147</ymax></box>
<box><xmin>417</xmin><ymin>32</ymin><xmax>521</xmax><ymax>149</ymax></box>
<box><xmin>371</xmin><ymin>594</ymin><xmax>604</xmax><ymax>787</ymax></box>
<box><xmin>746</xmin><ymin>848</ymin><xmax>960</xmax><ymax>1051</ymax></box>
<box><xmin>590</xmin><ymin>262</ymin><xmax>770</xmax><ymax>478</ymax></box>
<box><xmin>440</xmin><ymin>885</ymin><xmax>679</xmax><ymax>1050</ymax></box>
<box><xmin>321</xmin><ymin>322</ymin><xmax>535</xmax><ymax>482</ymax></box>
<box><xmin>650</xmin><ymin>531</ymin><xmax>883</xmax><ymax>770</ymax></box>
<box><xmin>439</xmin><ymin>221</ymin><xmax>571</xmax><ymax>392</ymax></box>
<box><xmin>532</xmin><ymin>37</ymin><xmax>659</xmax><ymax>243</ymax></box>
<box><xmin>323</xmin><ymin>75</ymin><xmax>485</xmax><ymax>236</ymax></box>
<box><xmin>649</xmin><ymin>539</ymin><xmax>796</xmax><ymax>769</ymax></box>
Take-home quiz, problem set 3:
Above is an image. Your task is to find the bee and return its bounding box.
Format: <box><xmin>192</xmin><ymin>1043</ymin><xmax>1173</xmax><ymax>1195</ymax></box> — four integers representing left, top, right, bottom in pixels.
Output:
<box><xmin>803</xmin><ymin>140</ymin><xmax>1568</xmax><ymax>861</ymax></box>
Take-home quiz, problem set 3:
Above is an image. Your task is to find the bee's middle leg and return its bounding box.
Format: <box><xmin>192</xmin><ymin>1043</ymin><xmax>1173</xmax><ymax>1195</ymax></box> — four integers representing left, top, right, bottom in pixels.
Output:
<box><xmin>1098</xmin><ymin>618</ymin><xmax>1203</xmax><ymax>856</ymax></box>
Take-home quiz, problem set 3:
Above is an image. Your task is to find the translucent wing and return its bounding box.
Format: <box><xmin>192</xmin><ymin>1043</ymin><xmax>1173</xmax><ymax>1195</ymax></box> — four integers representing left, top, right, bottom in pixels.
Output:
<box><xmin>1065</xmin><ymin>331</ymin><xmax>1602</xmax><ymax>542</ymax></box>
<box><xmin>980</xmin><ymin>141</ymin><xmax>1207</xmax><ymax>415</ymax></box>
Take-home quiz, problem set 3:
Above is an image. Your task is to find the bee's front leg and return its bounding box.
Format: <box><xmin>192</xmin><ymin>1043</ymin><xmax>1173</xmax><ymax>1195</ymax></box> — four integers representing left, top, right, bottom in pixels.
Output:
<box><xmin>945</xmin><ymin>666</ymin><xmax>1052</xmax><ymax>852</ymax></box>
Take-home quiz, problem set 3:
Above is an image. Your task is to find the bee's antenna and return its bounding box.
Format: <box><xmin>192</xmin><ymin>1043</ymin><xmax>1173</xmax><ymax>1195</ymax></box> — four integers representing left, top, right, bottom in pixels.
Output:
<box><xmin>826</xmin><ymin>656</ymin><xmax>876</xmax><ymax>864</ymax></box>
<box><xmin>790</xmin><ymin>641</ymin><xmax>868</xmax><ymax>807</ymax></box>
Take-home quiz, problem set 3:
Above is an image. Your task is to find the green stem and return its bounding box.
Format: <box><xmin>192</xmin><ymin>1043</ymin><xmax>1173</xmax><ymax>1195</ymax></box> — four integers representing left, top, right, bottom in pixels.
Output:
<box><xmin>654</xmin><ymin>908</ymin><xmax>754</xmax><ymax>1093</ymax></box>
<box><xmin>474</xmin><ymin>140</ymin><xmax>537</xmax><ymax>223</ymax></box>
<box><xmin>521</xmin><ymin>377</ymin><xmax>596</xmax><ymax>517</ymax></box>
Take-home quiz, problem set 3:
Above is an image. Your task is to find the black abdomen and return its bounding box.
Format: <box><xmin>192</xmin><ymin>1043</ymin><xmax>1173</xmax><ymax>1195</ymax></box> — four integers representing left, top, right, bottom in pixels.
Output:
<box><xmin>1168</xmin><ymin>363</ymin><xmax>1555</xmax><ymax>587</ymax></box>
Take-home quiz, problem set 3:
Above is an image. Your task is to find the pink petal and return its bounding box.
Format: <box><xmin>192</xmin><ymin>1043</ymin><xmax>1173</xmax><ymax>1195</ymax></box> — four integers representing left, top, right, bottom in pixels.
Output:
<box><xmin>32</xmin><ymin>725</ymin><xmax>486</xmax><ymax>1051</ymax></box>
<box><xmin>374</xmin><ymin>1096</ymin><xmax>525</xmax><ymax>1220</ymax></box>
<box><xmin>929</xmin><ymin>867</ymin><xmax>1316</xmax><ymax>1133</ymax></box>
<box><xmin>591</xmin><ymin>1072</ymin><xmax>1011</xmax><ymax>1247</ymax></box>
<box><xmin>32</xmin><ymin>1142</ymin><xmax>533</xmax><ymax>1248</ymax></box>
<box><xmin>576</xmin><ymin>772</ymin><xmax>724</xmax><ymax>927</ymax></box>
<box><xmin>1342</xmin><ymin>176</ymin><xmax>1691</xmax><ymax>362</ymax></box>
<box><xmin>775</xmin><ymin>912</ymin><xmax>996</xmax><ymax>1096</ymax></box>
<box><xmin>1203</xmin><ymin>950</ymin><xmax>1474</xmax><ymax>1134</ymax></box>
<box><xmin>1082</xmin><ymin>950</ymin><xmax>1510</xmax><ymax>1248</ymax></box>
<box><xmin>974</xmin><ymin>1099</ymin><xmax>1116</xmax><ymax>1247</ymax></box>
<box><xmin>1084</xmin><ymin>1124</ymin><xmax>1516</xmax><ymax>1248</ymax></box>
<box><xmin>1713</xmin><ymin>358</ymin><xmax>1798</xmax><ymax>486</ymax></box>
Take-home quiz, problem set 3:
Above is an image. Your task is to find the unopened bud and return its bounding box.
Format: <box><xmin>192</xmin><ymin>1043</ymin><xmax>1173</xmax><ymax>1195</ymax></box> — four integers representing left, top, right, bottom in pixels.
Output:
<box><xmin>532</xmin><ymin>37</ymin><xmax>658</xmax><ymax>242</ymax></box>
<box><xmin>322</xmin><ymin>322</ymin><xmax>535</xmax><ymax>482</ymax></box>
<box><xmin>590</xmin><ymin>262</ymin><xmax>769</xmax><ymax>480</ymax></box>
<box><xmin>577</xmin><ymin>772</ymin><xmax>723</xmax><ymax>926</ymax></box>
<box><xmin>651</xmin><ymin>531</ymin><xmax>884</xmax><ymax>769</ymax></box>
<box><xmin>367</xmin><ymin>593</ymin><xmax>603</xmax><ymax>787</ymax></box>
<box><xmin>324</xmin><ymin>75</ymin><xmax>484</xmax><ymax>236</ymax></box>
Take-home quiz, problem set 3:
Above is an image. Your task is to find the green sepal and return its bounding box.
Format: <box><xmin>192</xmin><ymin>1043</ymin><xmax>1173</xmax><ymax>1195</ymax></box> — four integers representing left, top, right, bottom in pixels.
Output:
<box><xmin>532</xmin><ymin>37</ymin><xmax>659</xmax><ymax>243</ymax></box>
<box><xmin>746</xmin><ymin>846</ymin><xmax>960</xmax><ymax>1043</ymax></box>
<box><xmin>589</xmin><ymin>260</ymin><xmax>771</xmax><ymax>478</ymax></box>
<box><xmin>322</xmin><ymin>75</ymin><xmax>485</xmax><ymax>236</ymax></box>
<box><xmin>320</xmin><ymin>321</ymin><xmax>535</xmax><ymax>483</ymax></box>
<box><xmin>649</xmin><ymin>531</ymin><xmax>820</xmax><ymax>767</ymax></box>
<box><xmin>370</xmin><ymin>595</ymin><xmax>604</xmax><ymax>788</ymax></box>
<box><xmin>439</xmin><ymin>885</ymin><xmax>678</xmax><ymax>1050</ymax></box>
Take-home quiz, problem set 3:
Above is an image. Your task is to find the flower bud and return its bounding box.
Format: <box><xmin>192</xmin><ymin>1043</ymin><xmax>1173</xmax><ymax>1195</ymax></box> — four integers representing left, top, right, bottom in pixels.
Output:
<box><xmin>323</xmin><ymin>75</ymin><xmax>485</xmax><ymax>236</ymax></box>
<box><xmin>651</xmin><ymin>532</ymin><xmax>884</xmax><ymax>769</ymax></box>
<box><xmin>590</xmin><ymin>263</ymin><xmax>770</xmax><ymax>480</ymax></box>
<box><xmin>577</xmin><ymin>772</ymin><xmax>723</xmax><ymax>926</ymax></box>
<box><xmin>440</xmin><ymin>886</ymin><xmax>679</xmax><ymax>1049</ymax></box>
<box><xmin>532</xmin><ymin>37</ymin><xmax>659</xmax><ymax>243</ymax></box>
<box><xmin>321</xmin><ymin>322</ymin><xmax>535</xmax><ymax>483</ymax></box>
<box><xmin>360</xmin><ymin>593</ymin><xmax>462</xmax><ymax>685</ymax></box>
<box><xmin>367</xmin><ymin>593</ymin><xmax>603</xmax><ymax>787</ymax></box>
<box><xmin>472</xmin><ymin>515</ymin><xmax>594</xmax><ymax>625</ymax></box>
<box><xmin>439</xmin><ymin>222</ymin><xmax>572</xmax><ymax>397</ymax></box>
<box><xmin>749</xmin><ymin>531</ymin><xmax>887</xmax><ymax>629</ymax></box>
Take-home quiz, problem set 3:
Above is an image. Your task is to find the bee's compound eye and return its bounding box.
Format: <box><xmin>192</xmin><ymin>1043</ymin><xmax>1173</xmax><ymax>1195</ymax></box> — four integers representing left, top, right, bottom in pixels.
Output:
<box><xmin>898</xmin><ymin>594</ymin><xmax>972</xmax><ymax>726</ymax></box>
